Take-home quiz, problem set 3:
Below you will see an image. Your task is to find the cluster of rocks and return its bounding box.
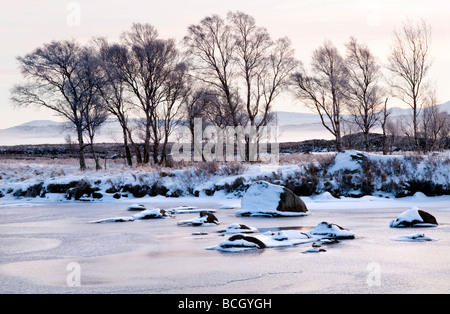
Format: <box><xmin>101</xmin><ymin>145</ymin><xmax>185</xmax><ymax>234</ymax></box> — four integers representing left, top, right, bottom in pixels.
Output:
<box><xmin>89</xmin><ymin>180</ymin><xmax>440</xmax><ymax>251</ymax></box>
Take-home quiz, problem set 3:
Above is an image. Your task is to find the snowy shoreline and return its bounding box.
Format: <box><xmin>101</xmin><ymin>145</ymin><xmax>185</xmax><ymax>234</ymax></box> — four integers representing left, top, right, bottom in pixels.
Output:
<box><xmin>0</xmin><ymin>150</ymin><xmax>449</xmax><ymax>203</ymax></box>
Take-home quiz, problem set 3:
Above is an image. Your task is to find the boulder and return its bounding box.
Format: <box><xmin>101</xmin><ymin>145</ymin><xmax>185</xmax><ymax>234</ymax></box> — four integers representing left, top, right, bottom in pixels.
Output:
<box><xmin>177</xmin><ymin>211</ymin><xmax>219</xmax><ymax>226</ymax></box>
<box><xmin>307</xmin><ymin>221</ymin><xmax>355</xmax><ymax>239</ymax></box>
<box><xmin>217</xmin><ymin>234</ymin><xmax>267</xmax><ymax>250</ymax></box>
<box><xmin>237</xmin><ymin>181</ymin><xmax>309</xmax><ymax>217</ymax></box>
<box><xmin>391</xmin><ymin>233</ymin><xmax>435</xmax><ymax>242</ymax></box>
<box><xmin>389</xmin><ymin>208</ymin><xmax>438</xmax><ymax>228</ymax></box>
<box><xmin>132</xmin><ymin>208</ymin><xmax>168</xmax><ymax>219</ymax></box>
<box><xmin>166</xmin><ymin>206</ymin><xmax>217</xmax><ymax>214</ymax></box>
<box><xmin>88</xmin><ymin>217</ymin><xmax>135</xmax><ymax>223</ymax></box>
<box><xmin>217</xmin><ymin>223</ymin><xmax>258</xmax><ymax>234</ymax></box>
<box><xmin>127</xmin><ymin>204</ymin><xmax>146</xmax><ymax>211</ymax></box>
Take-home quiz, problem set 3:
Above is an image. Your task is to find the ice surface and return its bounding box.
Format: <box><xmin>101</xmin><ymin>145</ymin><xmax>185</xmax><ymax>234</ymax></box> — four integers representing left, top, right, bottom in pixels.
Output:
<box><xmin>1</xmin><ymin>196</ymin><xmax>450</xmax><ymax>293</ymax></box>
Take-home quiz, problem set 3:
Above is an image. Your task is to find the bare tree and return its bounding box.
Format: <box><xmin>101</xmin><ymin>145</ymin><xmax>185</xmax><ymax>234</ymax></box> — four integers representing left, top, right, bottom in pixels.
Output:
<box><xmin>387</xmin><ymin>19</ymin><xmax>432</xmax><ymax>152</ymax></box>
<box><xmin>182</xmin><ymin>83</ymin><xmax>216</xmax><ymax>156</ymax></box>
<box><xmin>11</xmin><ymin>40</ymin><xmax>92</xmax><ymax>170</ymax></box>
<box><xmin>291</xmin><ymin>41</ymin><xmax>348</xmax><ymax>152</ymax></box>
<box><xmin>157</xmin><ymin>62</ymin><xmax>190</xmax><ymax>165</ymax></box>
<box><xmin>420</xmin><ymin>91</ymin><xmax>449</xmax><ymax>152</ymax></box>
<box><xmin>230</xmin><ymin>12</ymin><xmax>297</xmax><ymax>159</ymax></box>
<box><xmin>184</xmin><ymin>11</ymin><xmax>297</xmax><ymax>160</ymax></box>
<box><xmin>345</xmin><ymin>37</ymin><xmax>384</xmax><ymax>152</ymax></box>
<box><xmin>78</xmin><ymin>46</ymin><xmax>109</xmax><ymax>170</ymax></box>
<box><xmin>118</xmin><ymin>23</ymin><xmax>186</xmax><ymax>165</ymax></box>
<box><xmin>381</xmin><ymin>98</ymin><xmax>392</xmax><ymax>155</ymax></box>
<box><xmin>184</xmin><ymin>14</ymin><xmax>243</xmax><ymax>130</ymax></box>
<box><xmin>96</xmin><ymin>38</ymin><xmax>141</xmax><ymax>166</ymax></box>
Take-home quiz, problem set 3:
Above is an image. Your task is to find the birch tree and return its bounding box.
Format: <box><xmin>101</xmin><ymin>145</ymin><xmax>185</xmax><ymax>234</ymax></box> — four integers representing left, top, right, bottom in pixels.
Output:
<box><xmin>387</xmin><ymin>19</ymin><xmax>432</xmax><ymax>152</ymax></box>
<box><xmin>291</xmin><ymin>41</ymin><xmax>348</xmax><ymax>152</ymax></box>
<box><xmin>345</xmin><ymin>37</ymin><xmax>384</xmax><ymax>152</ymax></box>
<box><xmin>11</xmin><ymin>40</ymin><xmax>93</xmax><ymax>170</ymax></box>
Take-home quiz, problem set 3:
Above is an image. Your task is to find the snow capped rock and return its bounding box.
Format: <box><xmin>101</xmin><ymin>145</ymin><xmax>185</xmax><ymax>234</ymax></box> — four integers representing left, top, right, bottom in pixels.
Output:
<box><xmin>259</xmin><ymin>230</ymin><xmax>313</xmax><ymax>248</ymax></box>
<box><xmin>302</xmin><ymin>248</ymin><xmax>327</xmax><ymax>253</ymax></box>
<box><xmin>217</xmin><ymin>223</ymin><xmax>258</xmax><ymax>234</ymax></box>
<box><xmin>167</xmin><ymin>206</ymin><xmax>216</xmax><ymax>214</ymax></box>
<box><xmin>209</xmin><ymin>234</ymin><xmax>267</xmax><ymax>252</ymax></box>
<box><xmin>132</xmin><ymin>208</ymin><xmax>168</xmax><ymax>219</ymax></box>
<box><xmin>392</xmin><ymin>233</ymin><xmax>435</xmax><ymax>242</ymax></box>
<box><xmin>237</xmin><ymin>181</ymin><xmax>309</xmax><ymax>217</ymax></box>
<box><xmin>328</xmin><ymin>150</ymin><xmax>364</xmax><ymax>173</ymax></box>
<box><xmin>307</xmin><ymin>221</ymin><xmax>355</xmax><ymax>239</ymax></box>
<box><xmin>88</xmin><ymin>217</ymin><xmax>135</xmax><ymax>223</ymax></box>
<box><xmin>389</xmin><ymin>207</ymin><xmax>438</xmax><ymax>228</ymax></box>
<box><xmin>127</xmin><ymin>204</ymin><xmax>147</xmax><ymax>211</ymax></box>
<box><xmin>208</xmin><ymin>227</ymin><xmax>338</xmax><ymax>252</ymax></box>
<box><xmin>177</xmin><ymin>211</ymin><xmax>220</xmax><ymax>226</ymax></box>
<box><xmin>270</xmin><ymin>230</ymin><xmax>311</xmax><ymax>241</ymax></box>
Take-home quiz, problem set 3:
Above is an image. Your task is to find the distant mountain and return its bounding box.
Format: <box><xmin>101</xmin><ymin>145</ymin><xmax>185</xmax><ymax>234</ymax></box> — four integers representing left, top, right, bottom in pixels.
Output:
<box><xmin>0</xmin><ymin>114</ymin><xmax>334</xmax><ymax>145</ymax></box>
<box><xmin>0</xmin><ymin>119</ymin><xmax>125</xmax><ymax>146</ymax></box>
<box><xmin>438</xmin><ymin>100</ymin><xmax>450</xmax><ymax>112</ymax></box>
<box><xmin>1</xmin><ymin>101</ymin><xmax>448</xmax><ymax>146</ymax></box>
<box><xmin>387</xmin><ymin>100</ymin><xmax>450</xmax><ymax>117</ymax></box>
<box><xmin>0</xmin><ymin>120</ymin><xmax>70</xmax><ymax>146</ymax></box>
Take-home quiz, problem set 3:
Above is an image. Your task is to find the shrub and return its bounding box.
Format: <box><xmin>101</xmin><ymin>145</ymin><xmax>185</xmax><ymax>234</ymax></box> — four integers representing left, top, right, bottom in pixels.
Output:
<box><xmin>195</xmin><ymin>161</ymin><xmax>220</xmax><ymax>176</ymax></box>
<box><xmin>223</xmin><ymin>177</ymin><xmax>247</xmax><ymax>195</ymax></box>
<box><xmin>219</xmin><ymin>162</ymin><xmax>247</xmax><ymax>176</ymax></box>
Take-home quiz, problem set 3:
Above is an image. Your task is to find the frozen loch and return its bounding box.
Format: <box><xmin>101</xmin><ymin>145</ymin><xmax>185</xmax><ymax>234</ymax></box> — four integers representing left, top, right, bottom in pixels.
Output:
<box><xmin>1</xmin><ymin>182</ymin><xmax>450</xmax><ymax>293</ymax></box>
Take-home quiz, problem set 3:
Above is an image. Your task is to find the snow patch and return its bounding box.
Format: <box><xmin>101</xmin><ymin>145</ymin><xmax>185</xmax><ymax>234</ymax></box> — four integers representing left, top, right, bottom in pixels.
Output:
<box><xmin>392</xmin><ymin>234</ymin><xmax>435</xmax><ymax>242</ymax></box>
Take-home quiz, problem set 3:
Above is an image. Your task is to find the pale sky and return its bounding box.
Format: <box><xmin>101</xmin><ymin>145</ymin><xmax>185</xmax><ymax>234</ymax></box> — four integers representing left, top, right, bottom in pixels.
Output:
<box><xmin>1</xmin><ymin>0</ymin><xmax>449</xmax><ymax>129</ymax></box>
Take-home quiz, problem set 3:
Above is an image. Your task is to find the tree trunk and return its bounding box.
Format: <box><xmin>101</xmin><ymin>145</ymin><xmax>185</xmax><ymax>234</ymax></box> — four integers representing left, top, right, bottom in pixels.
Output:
<box><xmin>76</xmin><ymin>126</ymin><xmax>87</xmax><ymax>171</ymax></box>
<box><xmin>90</xmin><ymin>142</ymin><xmax>102</xmax><ymax>171</ymax></box>
<box><xmin>364</xmin><ymin>131</ymin><xmax>370</xmax><ymax>152</ymax></box>
<box><xmin>122</xmin><ymin>127</ymin><xmax>133</xmax><ymax>166</ymax></box>
<box><xmin>413</xmin><ymin>104</ymin><xmax>420</xmax><ymax>153</ymax></box>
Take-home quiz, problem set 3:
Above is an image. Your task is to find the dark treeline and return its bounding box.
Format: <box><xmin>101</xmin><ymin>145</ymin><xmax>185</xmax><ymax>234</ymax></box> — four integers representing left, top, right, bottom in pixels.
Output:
<box><xmin>10</xmin><ymin>12</ymin><xmax>449</xmax><ymax>170</ymax></box>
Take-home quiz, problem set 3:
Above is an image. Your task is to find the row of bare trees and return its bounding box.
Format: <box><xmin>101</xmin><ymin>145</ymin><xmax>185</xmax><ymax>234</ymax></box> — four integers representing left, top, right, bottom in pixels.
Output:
<box><xmin>11</xmin><ymin>12</ymin><xmax>298</xmax><ymax>170</ymax></box>
<box><xmin>11</xmin><ymin>13</ymin><xmax>449</xmax><ymax>170</ymax></box>
<box><xmin>12</xmin><ymin>24</ymin><xmax>192</xmax><ymax>170</ymax></box>
<box><xmin>291</xmin><ymin>19</ymin><xmax>448</xmax><ymax>154</ymax></box>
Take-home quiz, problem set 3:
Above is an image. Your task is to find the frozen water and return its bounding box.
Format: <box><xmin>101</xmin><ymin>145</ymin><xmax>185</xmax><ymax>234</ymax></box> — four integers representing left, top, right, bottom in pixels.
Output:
<box><xmin>1</xmin><ymin>195</ymin><xmax>450</xmax><ymax>293</ymax></box>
